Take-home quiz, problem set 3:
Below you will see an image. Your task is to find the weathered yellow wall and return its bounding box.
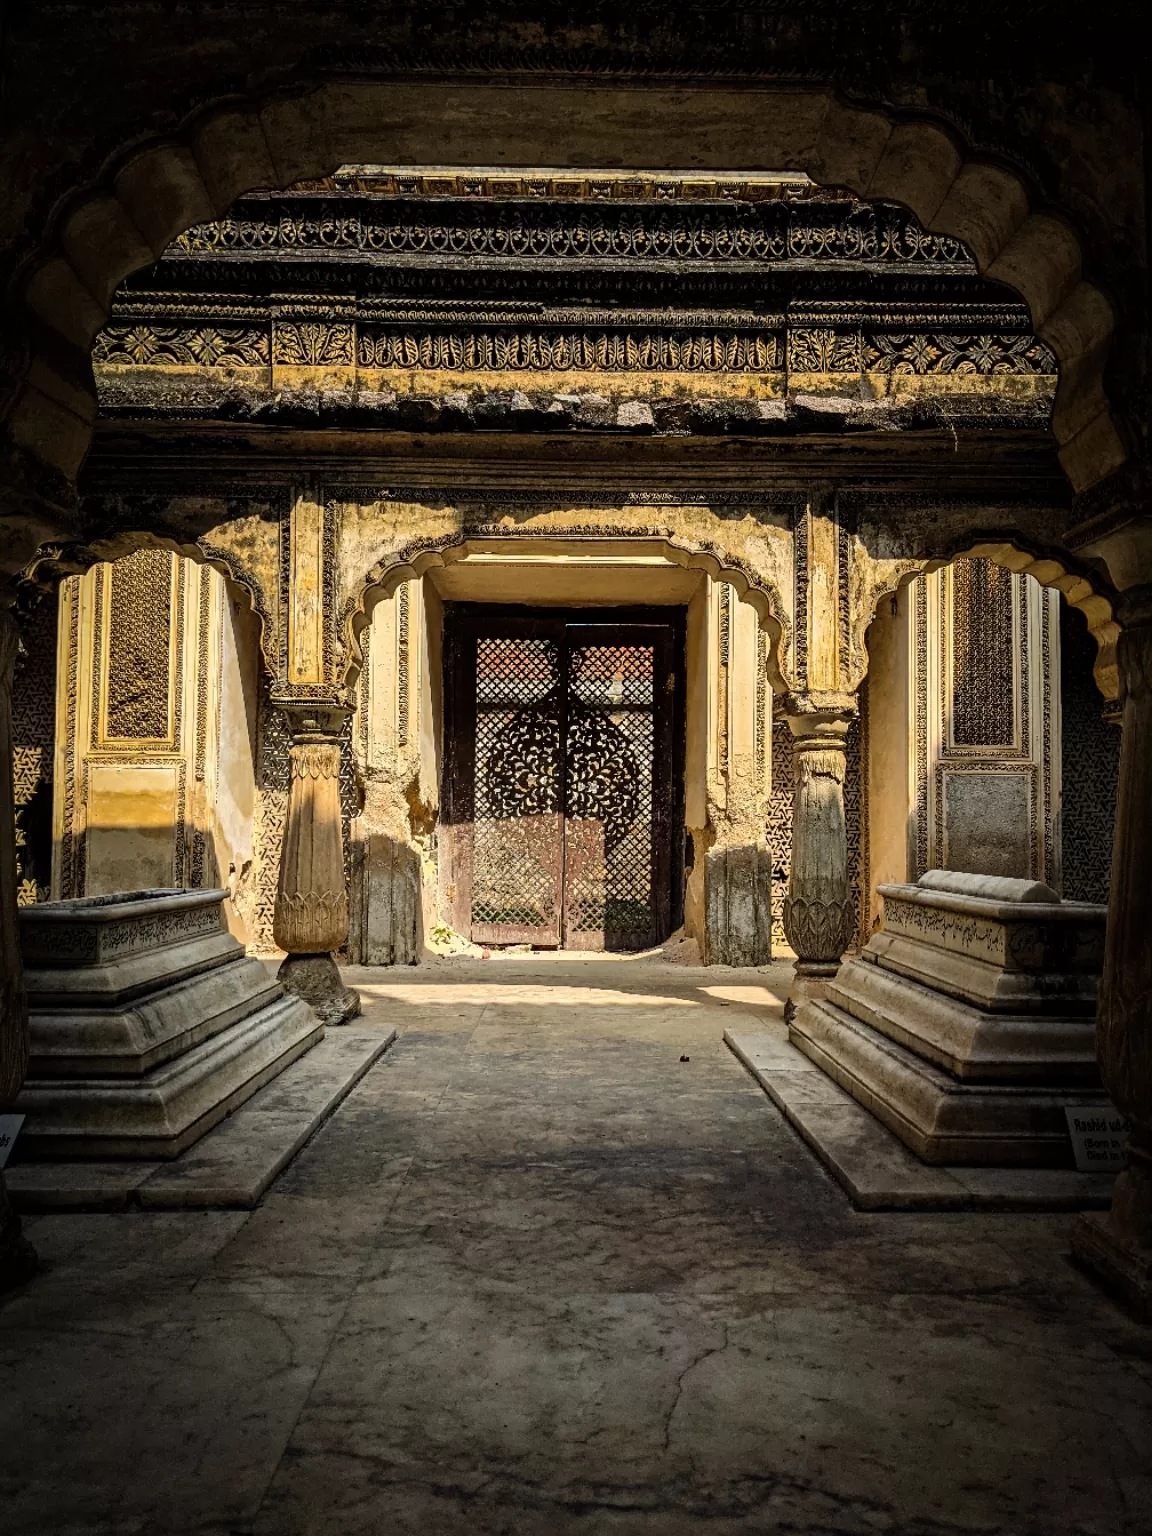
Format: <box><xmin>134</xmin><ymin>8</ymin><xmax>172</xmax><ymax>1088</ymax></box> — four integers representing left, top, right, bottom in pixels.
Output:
<box><xmin>85</xmin><ymin>763</ymin><xmax>178</xmax><ymax>894</ymax></box>
<box><xmin>863</xmin><ymin>585</ymin><xmax>912</xmax><ymax>933</ymax></box>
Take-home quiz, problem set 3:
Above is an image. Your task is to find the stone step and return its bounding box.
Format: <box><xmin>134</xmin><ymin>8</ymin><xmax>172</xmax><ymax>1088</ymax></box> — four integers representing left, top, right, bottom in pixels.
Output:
<box><xmin>16</xmin><ymin>993</ymin><xmax>323</xmax><ymax>1159</ymax></box>
<box><xmin>790</xmin><ymin>998</ymin><xmax>1109</xmax><ymax>1166</ymax></box>
<box><xmin>28</xmin><ymin>952</ymin><xmax>286</xmax><ymax>1077</ymax></box>
<box><xmin>828</xmin><ymin>956</ymin><xmax>1098</xmax><ymax>1082</ymax></box>
<box><xmin>725</xmin><ymin>1028</ymin><xmax>1115</xmax><ymax>1212</ymax></box>
<box><xmin>6</xmin><ymin>1024</ymin><xmax>396</xmax><ymax>1211</ymax></box>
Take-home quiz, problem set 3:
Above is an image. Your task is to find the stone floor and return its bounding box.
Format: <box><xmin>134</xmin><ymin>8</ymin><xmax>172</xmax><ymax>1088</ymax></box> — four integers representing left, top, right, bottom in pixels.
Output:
<box><xmin>1</xmin><ymin>954</ymin><xmax>1150</xmax><ymax>1536</ymax></box>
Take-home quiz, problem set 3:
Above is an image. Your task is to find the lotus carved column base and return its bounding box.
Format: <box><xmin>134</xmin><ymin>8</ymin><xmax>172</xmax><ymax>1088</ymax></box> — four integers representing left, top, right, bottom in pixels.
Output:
<box><xmin>1072</xmin><ymin>1133</ymin><xmax>1152</xmax><ymax>1322</ymax></box>
<box><xmin>277</xmin><ymin>953</ymin><xmax>362</xmax><ymax>1029</ymax></box>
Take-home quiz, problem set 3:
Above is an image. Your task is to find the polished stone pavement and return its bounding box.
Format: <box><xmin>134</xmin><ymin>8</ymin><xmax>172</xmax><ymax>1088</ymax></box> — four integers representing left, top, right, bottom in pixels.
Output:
<box><xmin>1</xmin><ymin>955</ymin><xmax>1150</xmax><ymax>1536</ymax></box>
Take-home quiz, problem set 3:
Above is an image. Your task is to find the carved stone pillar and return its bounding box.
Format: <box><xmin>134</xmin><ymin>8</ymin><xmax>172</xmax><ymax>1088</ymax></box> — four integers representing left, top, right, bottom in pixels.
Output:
<box><xmin>782</xmin><ymin>692</ymin><xmax>857</xmax><ymax>1013</ymax></box>
<box><xmin>273</xmin><ymin>703</ymin><xmax>361</xmax><ymax>1027</ymax></box>
<box><xmin>0</xmin><ymin>609</ymin><xmax>38</xmax><ymax>1288</ymax></box>
<box><xmin>1073</xmin><ymin>597</ymin><xmax>1152</xmax><ymax>1318</ymax></box>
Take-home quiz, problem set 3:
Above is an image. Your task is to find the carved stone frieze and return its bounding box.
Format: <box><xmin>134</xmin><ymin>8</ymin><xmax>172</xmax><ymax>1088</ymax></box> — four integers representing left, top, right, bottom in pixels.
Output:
<box><xmin>169</xmin><ymin>195</ymin><xmax>973</xmax><ymax>270</ymax></box>
<box><xmin>864</xmin><ymin>332</ymin><xmax>1055</xmax><ymax>376</ymax></box>
<box><xmin>94</xmin><ymin>313</ymin><xmax>1056</xmax><ymax>382</ymax></box>
<box><xmin>272</xmin><ymin>322</ymin><xmax>355</xmax><ymax>368</ymax></box>
<box><xmin>93</xmin><ymin>325</ymin><xmax>269</xmax><ymax>369</ymax></box>
<box><xmin>357</xmin><ymin>326</ymin><xmax>781</xmax><ymax>373</ymax></box>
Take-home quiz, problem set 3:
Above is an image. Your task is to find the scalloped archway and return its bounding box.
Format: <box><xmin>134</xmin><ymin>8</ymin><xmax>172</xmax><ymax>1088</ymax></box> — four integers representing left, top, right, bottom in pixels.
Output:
<box><xmin>856</xmin><ymin>539</ymin><xmax>1121</xmax><ymax>701</ymax></box>
<box><xmin>347</xmin><ymin>530</ymin><xmax>792</xmax><ymax>694</ymax></box>
<box><xmin>5</xmin><ymin>76</ymin><xmax>1123</xmax><ymax>579</ymax></box>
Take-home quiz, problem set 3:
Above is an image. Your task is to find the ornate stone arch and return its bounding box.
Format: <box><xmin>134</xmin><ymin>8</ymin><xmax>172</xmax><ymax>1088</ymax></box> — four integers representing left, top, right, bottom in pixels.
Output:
<box><xmin>342</xmin><ymin>522</ymin><xmax>793</xmax><ymax>695</ymax></box>
<box><xmin>20</xmin><ymin>525</ymin><xmax>274</xmax><ymax>680</ymax></box>
<box><xmin>2</xmin><ymin>77</ymin><xmax>1124</xmax><ymax>576</ymax></box>
<box><xmin>854</xmin><ymin>537</ymin><xmax>1121</xmax><ymax>700</ymax></box>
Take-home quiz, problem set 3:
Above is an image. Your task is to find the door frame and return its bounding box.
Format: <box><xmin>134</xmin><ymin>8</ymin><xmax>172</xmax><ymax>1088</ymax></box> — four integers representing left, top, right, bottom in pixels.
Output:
<box><xmin>442</xmin><ymin>602</ymin><xmax>687</xmax><ymax>949</ymax></box>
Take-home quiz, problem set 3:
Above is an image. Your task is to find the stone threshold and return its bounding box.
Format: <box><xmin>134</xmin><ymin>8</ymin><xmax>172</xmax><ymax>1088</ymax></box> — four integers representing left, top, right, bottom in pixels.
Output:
<box><xmin>725</xmin><ymin>1029</ymin><xmax>1116</xmax><ymax>1213</ymax></box>
<box><xmin>6</xmin><ymin>1025</ymin><xmax>396</xmax><ymax>1212</ymax></box>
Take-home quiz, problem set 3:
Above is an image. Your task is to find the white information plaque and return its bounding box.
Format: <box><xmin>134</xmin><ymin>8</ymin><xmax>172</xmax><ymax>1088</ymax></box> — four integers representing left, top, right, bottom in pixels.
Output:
<box><xmin>1064</xmin><ymin>1106</ymin><xmax>1129</xmax><ymax>1173</ymax></box>
<box><xmin>0</xmin><ymin>1113</ymin><xmax>25</xmax><ymax>1170</ymax></box>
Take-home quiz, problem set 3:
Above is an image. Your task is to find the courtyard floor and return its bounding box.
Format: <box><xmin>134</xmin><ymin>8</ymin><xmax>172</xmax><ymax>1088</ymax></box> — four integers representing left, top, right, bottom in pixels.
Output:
<box><xmin>2</xmin><ymin>955</ymin><xmax>1150</xmax><ymax>1535</ymax></box>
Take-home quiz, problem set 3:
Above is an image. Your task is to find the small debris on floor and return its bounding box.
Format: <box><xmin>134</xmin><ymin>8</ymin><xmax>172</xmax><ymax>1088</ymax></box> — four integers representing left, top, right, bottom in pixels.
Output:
<box><xmin>680</xmin><ymin>1054</ymin><xmax>691</xmax><ymax>1062</ymax></box>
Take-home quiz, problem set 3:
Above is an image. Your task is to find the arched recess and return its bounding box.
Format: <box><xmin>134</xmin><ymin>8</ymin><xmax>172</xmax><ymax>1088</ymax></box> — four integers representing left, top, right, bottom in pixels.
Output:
<box><xmin>856</xmin><ymin>539</ymin><xmax>1121</xmax><ymax>701</ymax></box>
<box><xmin>346</xmin><ymin>531</ymin><xmax>791</xmax><ymax>695</ymax></box>
<box><xmin>21</xmin><ymin>530</ymin><xmax>271</xmax><ymax>675</ymax></box>
<box><xmin>3</xmin><ymin>77</ymin><xmax>1124</xmax><ymax>572</ymax></box>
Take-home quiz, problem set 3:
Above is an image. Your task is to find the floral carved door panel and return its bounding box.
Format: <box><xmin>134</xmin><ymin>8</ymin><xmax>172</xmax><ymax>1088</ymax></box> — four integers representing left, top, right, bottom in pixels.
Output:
<box><xmin>446</xmin><ymin>615</ymin><xmax>675</xmax><ymax>951</ymax></box>
<box><xmin>468</xmin><ymin>632</ymin><xmax>564</xmax><ymax>945</ymax></box>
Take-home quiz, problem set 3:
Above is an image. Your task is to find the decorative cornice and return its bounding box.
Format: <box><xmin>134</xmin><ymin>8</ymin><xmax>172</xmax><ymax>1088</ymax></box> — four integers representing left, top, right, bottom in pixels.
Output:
<box><xmin>168</xmin><ymin>193</ymin><xmax>975</xmax><ymax>272</ymax></box>
<box><xmin>284</xmin><ymin>167</ymin><xmax>819</xmax><ymax>203</ymax></box>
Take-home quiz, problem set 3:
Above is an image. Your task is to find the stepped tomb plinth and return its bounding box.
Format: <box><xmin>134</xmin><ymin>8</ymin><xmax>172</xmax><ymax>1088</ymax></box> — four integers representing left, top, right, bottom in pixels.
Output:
<box><xmin>13</xmin><ymin>889</ymin><xmax>322</xmax><ymax>1160</ymax></box>
<box><xmin>790</xmin><ymin>871</ymin><xmax>1110</xmax><ymax>1167</ymax></box>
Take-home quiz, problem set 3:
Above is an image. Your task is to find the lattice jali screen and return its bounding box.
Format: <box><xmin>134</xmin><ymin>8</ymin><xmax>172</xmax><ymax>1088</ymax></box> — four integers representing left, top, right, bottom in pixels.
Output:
<box><xmin>471</xmin><ymin>636</ymin><xmax>563</xmax><ymax>930</ymax></box>
<box><xmin>950</xmin><ymin>558</ymin><xmax>1016</xmax><ymax>747</ymax></box>
<box><xmin>564</xmin><ymin>643</ymin><xmax>655</xmax><ymax>940</ymax></box>
<box><xmin>1060</xmin><ymin>603</ymin><xmax>1119</xmax><ymax>904</ymax></box>
<box><xmin>104</xmin><ymin>548</ymin><xmax>175</xmax><ymax>741</ymax></box>
<box><xmin>12</xmin><ymin>594</ymin><xmax>58</xmax><ymax>904</ymax></box>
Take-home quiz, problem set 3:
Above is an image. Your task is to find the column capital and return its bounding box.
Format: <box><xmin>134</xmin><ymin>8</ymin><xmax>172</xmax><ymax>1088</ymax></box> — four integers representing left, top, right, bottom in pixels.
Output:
<box><xmin>1114</xmin><ymin>582</ymin><xmax>1152</xmax><ymax>632</ymax></box>
<box><xmin>782</xmin><ymin>690</ymin><xmax>856</xmax><ymax>745</ymax></box>
<box><xmin>270</xmin><ymin>685</ymin><xmax>354</xmax><ymax>742</ymax></box>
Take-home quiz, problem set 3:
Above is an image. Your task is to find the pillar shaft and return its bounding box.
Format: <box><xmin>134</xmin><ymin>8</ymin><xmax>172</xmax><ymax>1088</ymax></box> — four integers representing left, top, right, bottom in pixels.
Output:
<box><xmin>1072</xmin><ymin>606</ymin><xmax>1152</xmax><ymax>1315</ymax></box>
<box><xmin>273</xmin><ymin>704</ymin><xmax>360</xmax><ymax>1027</ymax></box>
<box><xmin>0</xmin><ymin>609</ymin><xmax>38</xmax><ymax>1288</ymax></box>
<box><xmin>782</xmin><ymin>692</ymin><xmax>857</xmax><ymax>1002</ymax></box>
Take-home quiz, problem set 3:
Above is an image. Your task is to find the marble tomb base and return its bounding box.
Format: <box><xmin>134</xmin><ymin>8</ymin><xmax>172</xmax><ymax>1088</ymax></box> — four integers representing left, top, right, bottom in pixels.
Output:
<box><xmin>14</xmin><ymin>888</ymin><xmax>323</xmax><ymax>1159</ymax></box>
<box><xmin>790</xmin><ymin>871</ymin><xmax>1111</xmax><ymax>1167</ymax></box>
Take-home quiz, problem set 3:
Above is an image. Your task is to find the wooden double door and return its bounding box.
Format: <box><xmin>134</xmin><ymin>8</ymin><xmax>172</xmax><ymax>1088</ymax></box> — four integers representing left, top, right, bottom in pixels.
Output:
<box><xmin>444</xmin><ymin>610</ymin><xmax>682</xmax><ymax>950</ymax></box>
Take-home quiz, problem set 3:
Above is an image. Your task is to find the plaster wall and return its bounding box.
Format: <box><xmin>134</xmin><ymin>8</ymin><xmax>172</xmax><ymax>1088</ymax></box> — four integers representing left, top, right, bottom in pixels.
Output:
<box><xmin>84</xmin><ymin>763</ymin><xmax>178</xmax><ymax>894</ymax></box>
<box><xmin>211</xmin><ymin>596</ymin><xmax>260</xmax><ymax>941</ymax></box>
<box><xmin>862</xmin><ymin>584</ymin><xmax>912</xmax><ymax>935</ymax></box>
<box><xmin>49</xmin><ymin>552</ymin><xmax>259</xmax><ymax>933</ymax></box>
<box><xmin>865</xmin><ymin>558</ymin><xmax>1062</xmax><ymax>903</ymax></box>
